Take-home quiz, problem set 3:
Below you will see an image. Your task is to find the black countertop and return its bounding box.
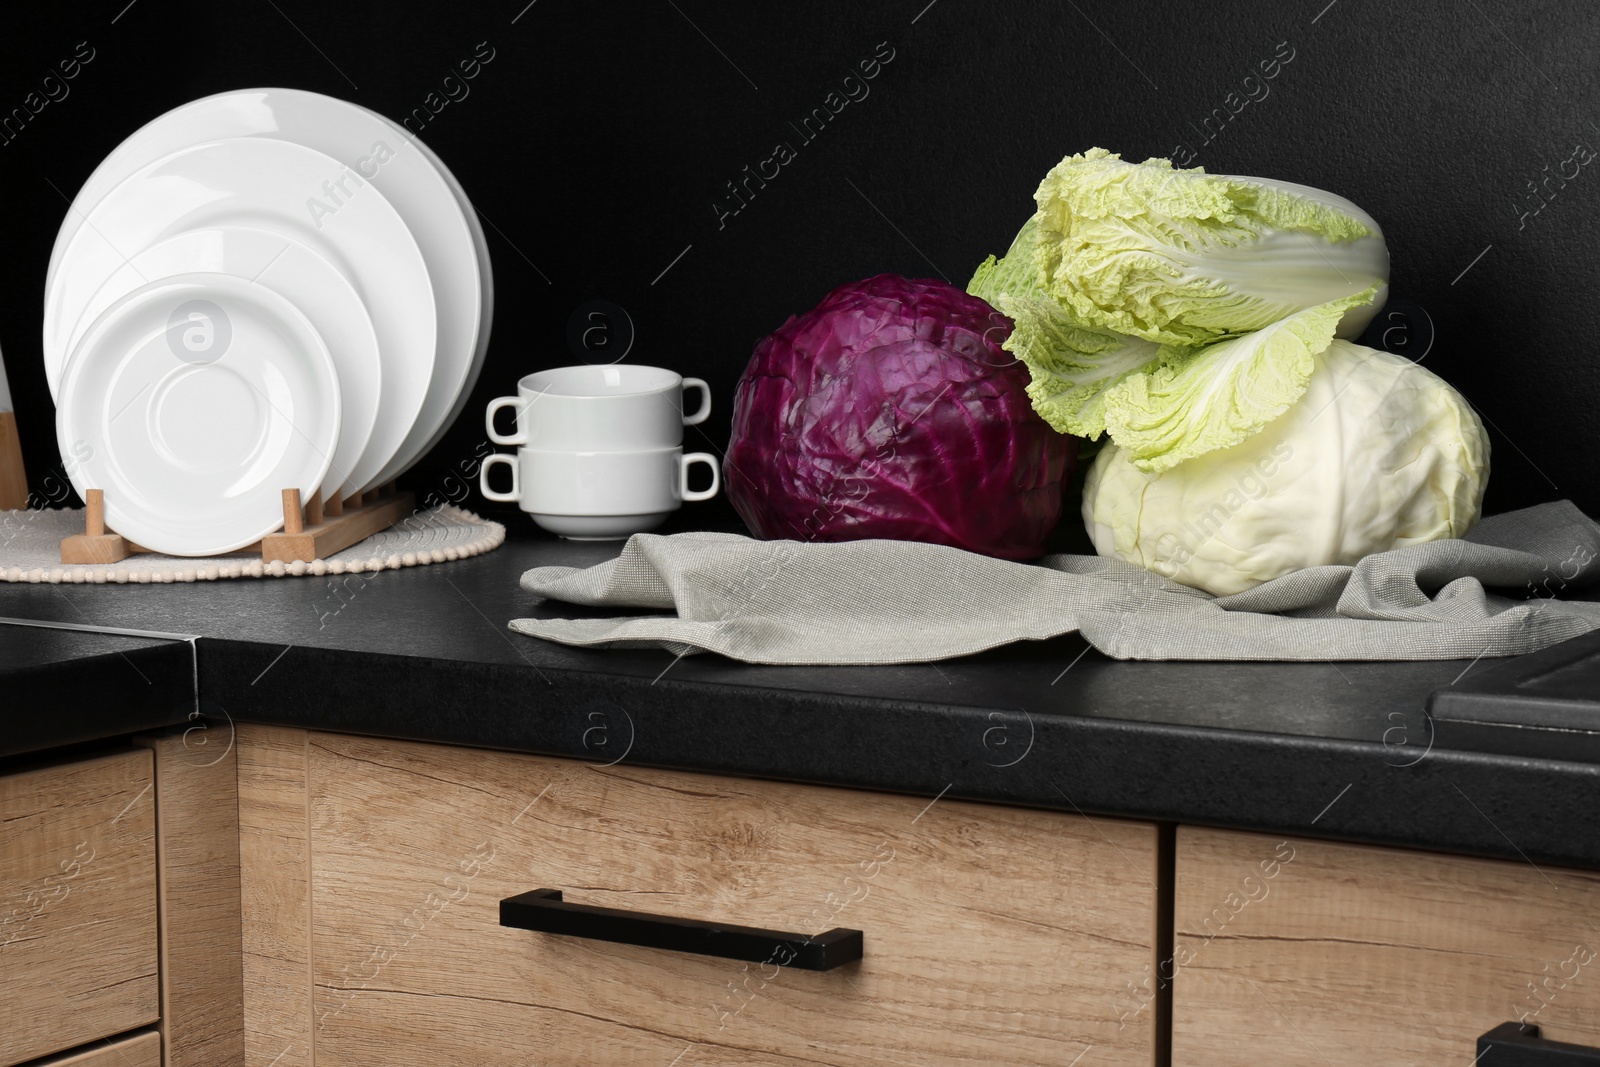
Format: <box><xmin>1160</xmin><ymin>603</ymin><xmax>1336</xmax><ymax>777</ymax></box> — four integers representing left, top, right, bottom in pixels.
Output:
<box><xmin>0</xmin><ymin>620</ymin><xmax>194</xmax><ymax>757</ymax></box>
<box><xmin>2</xmin><ymin>528</ymin><xmax>1597</xmax><ymax>872</ymax></box>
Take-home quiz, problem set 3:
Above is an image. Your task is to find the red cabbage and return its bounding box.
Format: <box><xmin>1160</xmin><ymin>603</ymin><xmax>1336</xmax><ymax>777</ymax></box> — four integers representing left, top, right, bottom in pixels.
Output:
<box><xmin>724</xmin><ymin>275</ymin><xmax>1075</xmax><ymax>560</ymax></box>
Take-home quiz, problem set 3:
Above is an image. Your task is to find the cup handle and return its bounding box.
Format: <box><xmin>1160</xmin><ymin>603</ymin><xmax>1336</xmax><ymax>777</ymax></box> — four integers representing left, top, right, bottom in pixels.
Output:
<box><xmin>680</xmin><ymin>378</ymin><xmax>712</xmax><ymax>426</ymax></box>
<box><xmin>679</xmin><ymin>452</ymin><xmax>720</xmax><ymax>503</ymax></box>
<box><xmin>479</xmin><ymin>453</ymin><xmax>521</xmax><ymax>503</ymax></box>
<box><xmin>486</xmin><ymin>397</ymin><xmax>527</xmax><ymax>446</ymax></box>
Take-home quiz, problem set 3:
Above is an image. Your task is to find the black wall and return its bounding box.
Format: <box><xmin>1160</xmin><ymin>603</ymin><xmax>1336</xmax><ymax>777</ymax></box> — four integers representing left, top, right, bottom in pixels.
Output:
<box><xmin>2</xmin><ymin>0</ymin><xmax>1596</xmax><ymax>532</ymax></box>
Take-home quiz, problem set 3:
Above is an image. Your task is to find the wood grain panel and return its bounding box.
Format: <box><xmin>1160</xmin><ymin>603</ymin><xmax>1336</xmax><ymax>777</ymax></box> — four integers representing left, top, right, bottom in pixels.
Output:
<box><xmin>0</xmin><ymin>750</ymin><xmax>159</xmax><ymax>1067</ymax></box>
<box><xmin>0</xmin><ymin>411</ymin><xmax>26</xmax><ymax>511</ymax></box>
<box><xmin>138</xmin><ymin>729</ymin><xmax>245</xmax><ymax>1067</ymax></box>
<box><xmin>237</xmin><ymin>724</ymin><xmax>315</xmax><ymax>1067</ymax></box>
<box><xmin>307</xmin><ymin>734</ymin><xmax>1160</xmax><ymax>1066</ymax></box>
<box><xmin>29</xmin><ymin>1030</ymin><xmax>162</xmax><ymax>1067</ymax></box>
<box><xmin>1172</xmin><ymin>827</ymin><xmax>1600</xmax><ymax>1066</ymax></box>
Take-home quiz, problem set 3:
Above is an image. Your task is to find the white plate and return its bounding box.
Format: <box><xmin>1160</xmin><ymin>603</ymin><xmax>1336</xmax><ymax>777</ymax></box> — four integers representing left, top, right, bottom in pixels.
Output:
<box><xmin>45</xmin><ymin>136</ymin><xmax>434</xmax><ymax>498</ymax></box>
<box><xmin>68</xmin><ymin>225</ymin><xmax>381</xmax><ymax>501</ymax></box>
<box><xmin>45</xmin><ymin>88</ymin><xmax>484</xmax><ymax>488</ymax></box>
<box><xmin>57</xmin><ymin>273</ymin><xmax>341</xmax><ymax>556</ymax></box>
<box><xmin>361</xmin><ymin>106</ymin><xmax>495</xmax><ymax>487</ymax></box>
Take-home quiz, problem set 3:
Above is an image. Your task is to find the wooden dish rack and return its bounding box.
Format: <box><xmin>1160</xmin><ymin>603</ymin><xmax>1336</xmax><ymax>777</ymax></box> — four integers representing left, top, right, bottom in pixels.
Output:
<box><xmin>60</xmin><ymin>485</ymin><xmax>417</xmax><ymax>565</ymax></box>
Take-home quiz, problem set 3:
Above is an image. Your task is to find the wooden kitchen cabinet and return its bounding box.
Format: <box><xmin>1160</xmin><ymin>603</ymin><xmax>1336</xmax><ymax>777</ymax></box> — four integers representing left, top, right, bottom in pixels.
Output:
<box><xmin>134</xmin><ymin>731</ymin><xmax>246</xmax><ymax>1067</ymax></box>
<box><xmin>237</xmin><ymin>727</ymin><xmax>1163</xmax><ymax>1066</ymax></box>
<box><xmin>23</xmin><ymin>1031</ymin><xmax>163</xmax><ymax>1067</ymax></box>
<box><xmin>0</xmin><ymin>735</ymin><xmax>243</xmax><ymax>1067</ymax></box>
<box><xmin>0</xmin><ymin>750</ymin><xmax>159</xmax><ymax>1067</ymax></box>
<box><xmin>1171</xmin><ymin>826</ymin><xmax>1600</xmax><ymax>1066</ymax></box>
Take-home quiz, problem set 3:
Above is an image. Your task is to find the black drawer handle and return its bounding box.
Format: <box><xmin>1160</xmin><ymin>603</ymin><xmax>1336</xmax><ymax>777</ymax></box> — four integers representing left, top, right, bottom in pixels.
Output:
<box><xmin>1479</xmin><ymin>1022</ymin><xmax>1600</xmax><ymax>1064</ymax></box>
<box><xmin>499</xmin><ymin>889</ymin><xmax>863</xmax><ymax>971</ymax></box>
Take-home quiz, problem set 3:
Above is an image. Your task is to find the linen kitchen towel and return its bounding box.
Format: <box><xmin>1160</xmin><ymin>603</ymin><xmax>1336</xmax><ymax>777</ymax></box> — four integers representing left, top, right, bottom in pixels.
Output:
<box><xmin>509</xmin><ymin>501</ymin><xmax>1600</xmax><ymax>664</ymax></box>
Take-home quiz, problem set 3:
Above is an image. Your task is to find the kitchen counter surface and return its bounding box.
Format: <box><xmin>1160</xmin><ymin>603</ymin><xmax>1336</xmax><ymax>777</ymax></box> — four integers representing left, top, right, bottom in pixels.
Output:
<box><xmin>2</xmin><ymin>528</ymin><xmax>1597</xmax><ymax>870</ymax></box>
<box><xmin>0</xmin><ymin>619</ymin><xmax>194</xmax><ymax>759</ymax></box>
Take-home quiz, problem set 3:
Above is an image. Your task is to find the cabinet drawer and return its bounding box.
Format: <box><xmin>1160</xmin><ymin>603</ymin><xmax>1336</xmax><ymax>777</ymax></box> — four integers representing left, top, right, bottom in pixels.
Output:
<box><xmin>0</xmin><ymin>751</ymin><xmax>160</xmax><ymax>1067</ymax></box>
<box><xmin>307</xmin><ymin>734</ymin><xmax>1160</xmax><ymax>1065</ymax></box>
<box><xmin>24</xmin><ymin>1030</ymin><xmax>161</xmax><ymax>1067</ymax></box>
<box><xmin>1172</xmin><ymin>827</ymin><xmax>1600</xmax><ymax>1066</ymax></box>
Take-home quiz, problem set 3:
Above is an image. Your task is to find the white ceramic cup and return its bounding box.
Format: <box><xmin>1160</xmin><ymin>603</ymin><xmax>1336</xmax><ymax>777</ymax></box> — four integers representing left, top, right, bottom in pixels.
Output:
<box><xmin>479</xmin><ymin>445</ymin><xmax>720</xmax><ymax>540</ymax></box>
<box><xmin>486</xmin><ymin>365</ymin><xmax>711</xmax><ymax>451</ymax></box>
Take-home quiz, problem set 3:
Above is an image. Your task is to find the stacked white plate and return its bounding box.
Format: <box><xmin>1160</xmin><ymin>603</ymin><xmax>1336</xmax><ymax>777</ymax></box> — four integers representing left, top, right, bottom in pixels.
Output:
<box><xmin>44</xmin><ymin>89</ymin><xmax>493</xmax><ymax>556</ymax></box>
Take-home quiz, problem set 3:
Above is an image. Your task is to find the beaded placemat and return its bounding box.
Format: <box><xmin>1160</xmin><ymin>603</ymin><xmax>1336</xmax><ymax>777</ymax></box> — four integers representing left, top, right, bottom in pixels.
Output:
<box><xmin>0</xmin><ymin>505</ymin><xmax>504</xmax><ymax>583</ymax></box>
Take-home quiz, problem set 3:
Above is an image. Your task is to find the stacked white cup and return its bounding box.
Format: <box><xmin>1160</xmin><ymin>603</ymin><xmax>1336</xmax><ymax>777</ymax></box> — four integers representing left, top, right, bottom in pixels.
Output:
<box><xmin>480</xmin><ymin>365</ymin><xmax>720</xmax><ymax>539</ymax></box>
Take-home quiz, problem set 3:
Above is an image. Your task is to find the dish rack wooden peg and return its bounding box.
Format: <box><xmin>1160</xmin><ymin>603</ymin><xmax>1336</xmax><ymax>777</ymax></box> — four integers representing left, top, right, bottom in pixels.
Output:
<box><xmin>60</xmin><ymin>486</ymin><xmax>416</xmax><ymax>565</ymax></box>
<box><xmin>59</xmin><ymin>489</ymin><xmax>137</xmax><ymax>564</ymax></box>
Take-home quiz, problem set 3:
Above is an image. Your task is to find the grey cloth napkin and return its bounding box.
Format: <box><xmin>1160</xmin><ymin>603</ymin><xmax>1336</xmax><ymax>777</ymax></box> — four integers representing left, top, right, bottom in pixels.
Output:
<box><xmin>509</xmin><ymin>501</ymin><xmax>1600</xmax><ymax>664</ymax></box>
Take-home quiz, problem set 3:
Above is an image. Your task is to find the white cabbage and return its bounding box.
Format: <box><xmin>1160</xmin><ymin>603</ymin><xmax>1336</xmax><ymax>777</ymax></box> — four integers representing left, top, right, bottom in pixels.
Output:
<box><xmin>1081</xmin><ymin>341</ymin><xmax>1490</xmax><ymax>596</ymax></box>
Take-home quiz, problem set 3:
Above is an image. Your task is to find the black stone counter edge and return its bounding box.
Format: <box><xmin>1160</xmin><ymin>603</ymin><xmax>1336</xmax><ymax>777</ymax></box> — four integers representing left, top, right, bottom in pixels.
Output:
<box><xmin>205</xmin><ymin>638</ymin><xmax>1600</xmax><ymax>874</ymax></box>
<box><xmin>5</xmin><ymin>642</ymin><xmax>195</xmax><ymax>759</ymax></box>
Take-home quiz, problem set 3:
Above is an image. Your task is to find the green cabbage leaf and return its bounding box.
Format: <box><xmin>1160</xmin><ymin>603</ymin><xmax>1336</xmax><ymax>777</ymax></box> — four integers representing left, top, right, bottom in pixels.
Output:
<box><xmin>968</xmin><ymin>219</ymin><xmax>1162</xmax><ymax>440</ymax></box>
<box><xmin>1033</xmin><ymin>148</ymin><xmax>1389</xmax><ymax>346</ymax></box>
<box><xmin>968</xmin><ymin>148</ymin><xmax>1392</xmax><ymax>468</ymax></box>
<box><xmin>1102</xmin><ymin>286</ymin><xmax>1380</xmax><ymax>472</ymax></box>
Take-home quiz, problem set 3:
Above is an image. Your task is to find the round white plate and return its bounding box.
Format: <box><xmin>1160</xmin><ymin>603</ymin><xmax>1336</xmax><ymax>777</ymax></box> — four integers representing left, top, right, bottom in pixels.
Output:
<box><xmin>45</xmin><ymin>88</ymin><xmax>483</xmax><ymax>487</ymax></box>
<box><xmin>45</xmin><ymin>136</ymin><xmax>434</xmax><ymax>497</ymax></box>
<box><xmin>68</xmin><ymin>225</ymin><xmax>381</xmax><ymax>501</ymax></box>
<box><xmin>358</xmin><ymin>106</ymin><xmax>494</xmax><ymax>486</ymax></box>
<box><xmin>57</xmin><ymin>273</ymin><xmax>341</xmax><ymax>556</ymax></box>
